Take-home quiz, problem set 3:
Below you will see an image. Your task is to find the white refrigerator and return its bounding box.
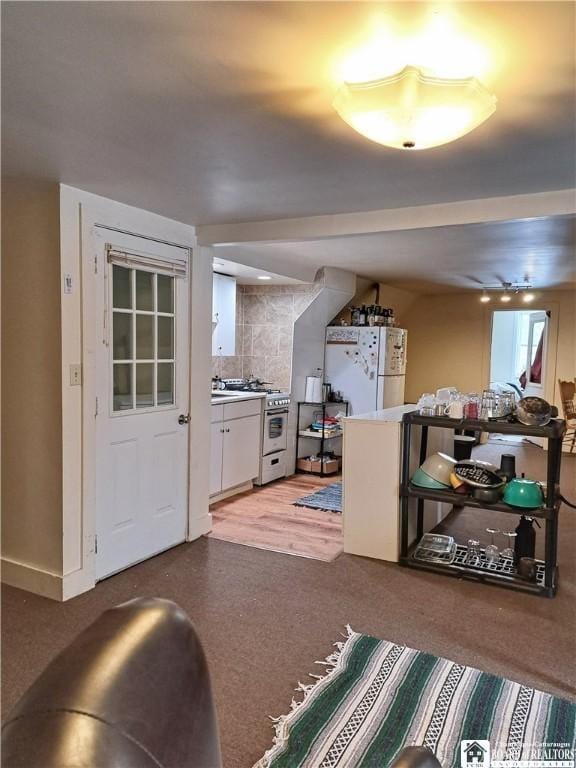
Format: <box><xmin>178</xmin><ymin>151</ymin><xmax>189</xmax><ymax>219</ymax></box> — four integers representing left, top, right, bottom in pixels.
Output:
<box><xmin>324</xmin><ymin>327</ymin><xmax>407</xmax><ymax>415</ymax></box>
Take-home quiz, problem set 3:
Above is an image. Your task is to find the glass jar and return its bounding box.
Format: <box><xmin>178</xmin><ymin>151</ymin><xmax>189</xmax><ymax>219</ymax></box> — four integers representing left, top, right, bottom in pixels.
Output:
<box><xmin>464</xmin><ymin>393</ymin><xmax>480</xmax><ymax>420</ymax></box>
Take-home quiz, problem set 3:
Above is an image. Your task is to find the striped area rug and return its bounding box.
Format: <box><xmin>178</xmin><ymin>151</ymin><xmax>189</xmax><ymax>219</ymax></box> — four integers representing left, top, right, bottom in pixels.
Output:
<box><xmin>292</xmin><ymin>482</ymin><xmax>342</xmax><ymax>513</ymax></box>
<box><xmin>254</xmin><ymin>628</ymin><xmax>575</xmax><ymax>768</ymax></box>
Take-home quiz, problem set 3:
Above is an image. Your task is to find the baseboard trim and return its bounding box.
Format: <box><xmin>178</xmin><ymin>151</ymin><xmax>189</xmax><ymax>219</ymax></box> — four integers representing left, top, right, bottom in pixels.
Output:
<box><xmin>62</xmin><ymin>567</ymin><xmax>96</xmax><ymax>601</ymax></box>
<box><xmin>188</xmin><ymin>511</ymin><xmax>213</xmax><ymax>540</ymax></box>
<box><xmin>209</xmin><ymin>481</ymin><xmax>253</xmax><ymax>504</ymax></box>
<box><xmin>1</xmin><ymin>557</ymin><xmax>63</xmax><ymax>600</ymax></box>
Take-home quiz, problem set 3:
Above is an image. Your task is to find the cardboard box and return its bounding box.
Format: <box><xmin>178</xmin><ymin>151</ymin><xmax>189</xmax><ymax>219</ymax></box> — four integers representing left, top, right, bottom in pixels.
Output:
<box><xmin>297</xmin><ymin>457</ymin><xmax>340</xmax><ymax>474</ymax></box>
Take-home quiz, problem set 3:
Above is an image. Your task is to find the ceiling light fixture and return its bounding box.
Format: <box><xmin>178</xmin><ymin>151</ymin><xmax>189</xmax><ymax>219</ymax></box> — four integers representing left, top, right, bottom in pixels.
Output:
<box><xmin>480</xmin><ymin>281</ymin><xmax>534</xmax><ymax>303</ymax></box>
<box><xmin>257</xmin><ymin>275</ymin><xmax>272</xmax><ymax>280</ymax></box>
<box><xmin>333</xmin><ymin>65</ymin><xmax>496</xmax><ymax>150</ymax></box>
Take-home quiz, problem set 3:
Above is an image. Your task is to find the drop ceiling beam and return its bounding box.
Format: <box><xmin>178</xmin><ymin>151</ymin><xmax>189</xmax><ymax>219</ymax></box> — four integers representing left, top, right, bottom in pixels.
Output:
<box><xmin>198</xmin><ymin>189</ymin><xmax>576</xmax><ymax>246</ymax></box>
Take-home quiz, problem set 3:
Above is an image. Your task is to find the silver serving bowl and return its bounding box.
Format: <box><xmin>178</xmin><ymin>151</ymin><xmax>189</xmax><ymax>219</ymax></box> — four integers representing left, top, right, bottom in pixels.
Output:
<box><xmin>516</xmin><ymin>397</ymin><xmax>555</xmax><ymax>427</ymax></box>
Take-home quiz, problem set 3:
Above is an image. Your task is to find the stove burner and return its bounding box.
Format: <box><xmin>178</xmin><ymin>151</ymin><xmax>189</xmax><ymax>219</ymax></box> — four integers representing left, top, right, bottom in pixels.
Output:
<box><xmin>221</xmin><ymin>378</ymin><xmax>281</xmax><ymax>395</ymax></box>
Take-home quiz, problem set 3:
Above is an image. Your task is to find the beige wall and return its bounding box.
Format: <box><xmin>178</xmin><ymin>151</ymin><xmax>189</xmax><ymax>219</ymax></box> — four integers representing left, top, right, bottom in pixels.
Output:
<box><xmin>333</xmin><ymin>279</ymin><xmax>417</xmax><ymax>327</ymax></box>
<box><xmin>403</xmin><ymin>289</ymin><xmax>576</xmax><ymax>406</ymax></box>
<box><xmin>377</xmin><ymin>282</ymin><xmax>418</xmax><ymax>327</ymax></box>
<box><xmin>1</xmin><ymin>180</ymin><xmax>63</xmax><ymax>574</ymax></box>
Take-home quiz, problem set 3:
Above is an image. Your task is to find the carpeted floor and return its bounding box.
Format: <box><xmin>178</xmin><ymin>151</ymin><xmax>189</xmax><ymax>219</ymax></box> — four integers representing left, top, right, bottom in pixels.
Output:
<box><xmin>2</xmin><ymin>443</ymin><xmax>575</xmax><ymax>768</ymax></box>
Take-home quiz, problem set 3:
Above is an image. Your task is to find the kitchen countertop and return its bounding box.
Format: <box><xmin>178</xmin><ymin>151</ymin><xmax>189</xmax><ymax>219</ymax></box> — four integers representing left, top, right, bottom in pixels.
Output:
<box><xmin>210</xmin><ymin>391</ymin><xmax>267</xmax><ymax>405</ymax></box>
<box><xmin>343</xmin><ymin>404</ymin><xmax>418</xmax><ymax>424</ymax></box>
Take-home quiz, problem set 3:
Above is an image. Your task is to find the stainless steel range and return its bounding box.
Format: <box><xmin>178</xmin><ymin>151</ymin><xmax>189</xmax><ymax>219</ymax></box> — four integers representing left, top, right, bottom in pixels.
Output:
<box><xmin>220</xmin><ymin>379</ymin><xmax>290</xmax><ymax>486</ymax></box>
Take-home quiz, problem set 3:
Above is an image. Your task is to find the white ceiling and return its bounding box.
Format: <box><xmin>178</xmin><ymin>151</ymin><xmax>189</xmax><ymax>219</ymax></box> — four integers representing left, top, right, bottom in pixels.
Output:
<box><xmin>2</xmin><ymin>1</ymin><xmax>575</xmax><ymax>227</ymax></box>
<box><xmin>214</xmin><ymin>215</ymin><xmax>576</xmax><ymax>293</ymax></box>
<box><xmin>213</xmin><ymin>257</ymin><xmax>303</xmax><ymax>286</ymax></box>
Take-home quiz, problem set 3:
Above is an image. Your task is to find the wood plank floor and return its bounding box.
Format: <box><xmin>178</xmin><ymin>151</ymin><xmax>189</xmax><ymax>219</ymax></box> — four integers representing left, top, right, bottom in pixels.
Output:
<box><xmin>207</xmin><ymin>474</ymin><xmax>343</xmax><ymax>561</ymax></box>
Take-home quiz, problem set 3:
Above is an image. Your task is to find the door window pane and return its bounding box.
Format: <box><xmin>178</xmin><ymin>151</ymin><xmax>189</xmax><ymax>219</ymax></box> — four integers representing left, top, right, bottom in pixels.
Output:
<box><xmin>157</xmin><ymin>275</ymin><xmax>174</xmax><ymax>313</ymax></box>
<box><xmin>529</xmin><ymin>321</ymin><xmax>545</xmax><ymax>384</ymax></box>
<box><xmin>111</xmin><ymin>263</ymin><xmax>177</xmax><ymax>413</ymax></box>
<box><xmin>113</xmin><ymin>266</ymin><xmax>132</xmax><ymax>309</ymax></box>
<box><xmin>135</xmin><ymin>270</ymin><xmax>154</xmax><ymax>311</ymax></box>
<box><xmin>113</xmin><ymin>312</ymin><xmax>132</xmax><ymax>360</ymax></box>
<box><xmin>157</xmin><ymin>363</ymin><xmax>174</xmax><ymax>405</ymax></box>
<box><xmin>157</xmin><ymin>316</ymin><xmax>174</xmax><ymax>359</ymax></box>
<box><xmin>113</xmin><ymin>364</ymin><xmax>133</xmax><ymax>411</ymax></box>
<box><xmin>136</xmin><ymin>364</ymin><xmax>154</xmax><ymax>408</ymax></box>
<box><xmin>136</xmin><ymin>315</ymin><xmax>154</xmax><ymax>359</ymax></box>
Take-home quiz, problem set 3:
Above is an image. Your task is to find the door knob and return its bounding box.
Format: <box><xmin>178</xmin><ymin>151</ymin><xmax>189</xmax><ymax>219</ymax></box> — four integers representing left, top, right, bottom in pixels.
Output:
<box><xmin>178</xmin><ymin>414</ymin><xmax>191</xmax><ymax>425</ymax></box>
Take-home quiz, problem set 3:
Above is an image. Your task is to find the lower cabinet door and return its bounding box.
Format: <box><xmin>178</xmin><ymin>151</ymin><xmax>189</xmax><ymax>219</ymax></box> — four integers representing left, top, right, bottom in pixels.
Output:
<box><xmin>221</xmin><ymin>415</ymin><xmax>261</xmax><ymax>490</ymax></box>
<box><xmin>210</xmin><ymin>422</ymin><xmax>224</xmax><ymax>496</ymax></box>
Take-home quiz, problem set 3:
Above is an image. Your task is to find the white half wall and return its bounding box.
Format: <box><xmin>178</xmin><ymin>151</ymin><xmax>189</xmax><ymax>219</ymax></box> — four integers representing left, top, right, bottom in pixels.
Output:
<box><xmin>288</xmin><ymin>267</ymin><xmax>355</xmax><ymax>473</ymax></box>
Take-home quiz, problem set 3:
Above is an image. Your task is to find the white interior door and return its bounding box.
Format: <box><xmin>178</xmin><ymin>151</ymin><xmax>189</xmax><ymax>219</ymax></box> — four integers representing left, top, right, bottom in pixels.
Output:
<box><xmin>94</xmin><ymin>229</ymin><xmax>190</xmax><ymax>580</ymax></box>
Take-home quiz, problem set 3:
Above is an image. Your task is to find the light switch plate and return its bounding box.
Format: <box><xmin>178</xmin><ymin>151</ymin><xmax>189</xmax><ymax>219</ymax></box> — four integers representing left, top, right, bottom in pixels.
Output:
<box><xmin>69</xmin><ymin>364</ymin><xmax>82</xmax><ymax>386</ymax></box>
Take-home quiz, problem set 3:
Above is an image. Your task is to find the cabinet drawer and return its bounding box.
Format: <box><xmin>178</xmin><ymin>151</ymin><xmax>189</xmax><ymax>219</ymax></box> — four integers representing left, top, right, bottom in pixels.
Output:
<box><xmin>211</xmin><ymin>404</ymin><xmax>224</xmax><ymax>423</ymax></box>
<box><xmin>223</xmin><ymin>398</ymin><xmax>262</xmax><ymax>421</ymax></box>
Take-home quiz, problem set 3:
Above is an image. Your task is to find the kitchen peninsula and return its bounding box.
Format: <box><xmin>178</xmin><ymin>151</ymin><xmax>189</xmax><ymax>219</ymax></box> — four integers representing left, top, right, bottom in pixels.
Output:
<box><xmin>342</xmin><ymin>405</ymin><xmax>453</xmax><ymax>561</ymax></box>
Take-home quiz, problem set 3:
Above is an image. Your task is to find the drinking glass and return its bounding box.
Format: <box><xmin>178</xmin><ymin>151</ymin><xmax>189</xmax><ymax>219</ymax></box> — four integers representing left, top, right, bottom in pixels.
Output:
<box><xmin>501</xmin><ymin>531</ymin><xmax>517</xmax><ymax>561</ymax></box>
<box><xmin>467</xmin><ymin>539</ymin><xmax>481</xmax><ymax>564</ymax></box>
<box><xmin>464</xmin><ymin>394</ymin><xmax>480</xmax><ymax>420</ymax></box>
<box><xmin>480</xmin><ymin>389</ymin><xmax>496</xmax><ymax>419</ymax></box>
<box><xmin>485</xmin><ymin>528</ymin><xmax>500</xmax><ymax>563</ymax></box>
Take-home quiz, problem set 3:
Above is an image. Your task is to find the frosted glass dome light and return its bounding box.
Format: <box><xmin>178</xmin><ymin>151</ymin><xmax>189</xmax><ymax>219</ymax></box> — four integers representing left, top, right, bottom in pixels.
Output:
<box><xmin>333</xmin><ymin>66</ymin><xmax>497</xmax><ymax>150</ymax></box>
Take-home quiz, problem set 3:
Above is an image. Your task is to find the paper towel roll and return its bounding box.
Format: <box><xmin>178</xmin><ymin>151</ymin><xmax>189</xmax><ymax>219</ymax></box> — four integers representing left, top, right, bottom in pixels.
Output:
<box><xmin>305</xmin><ymin>376</ymin><xmax>323</xmax><ymax>403</ymax></box>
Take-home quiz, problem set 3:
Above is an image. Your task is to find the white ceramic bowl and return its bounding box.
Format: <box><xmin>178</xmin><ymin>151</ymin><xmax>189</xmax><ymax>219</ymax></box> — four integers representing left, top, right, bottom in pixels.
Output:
<box><xmin>420</xmin><ymin>452</ymin><xmax>456</xmax><ymax>486</ymax></box>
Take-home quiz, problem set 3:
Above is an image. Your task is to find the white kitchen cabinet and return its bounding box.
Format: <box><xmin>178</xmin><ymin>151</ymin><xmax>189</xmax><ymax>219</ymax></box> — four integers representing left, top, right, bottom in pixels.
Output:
<box><xmin>221</xmin><ymin>414</ymin><xmax>260</xmax><ymax>490</ymax></box>
<box><xmin>210</xmin><ymin>400</ymin><xmax>262</xmax><ymax>496</ymax></box>
<box><xmin>210</xmin><ymin>421</ymin><xmax>225</xmax><ymax>496</ymax></box>
<box><xmin>212</xmin><ymin>272</ymin><xmax>236</xmax><ymax>356</ymax></box>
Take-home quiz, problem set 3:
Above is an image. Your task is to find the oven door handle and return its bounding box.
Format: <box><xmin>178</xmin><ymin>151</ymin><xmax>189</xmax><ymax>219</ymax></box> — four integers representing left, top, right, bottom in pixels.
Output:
<box><xmin>266</xmin><ymin>409</ymin><xmax>289</xmax><ymax>415</ymax></box>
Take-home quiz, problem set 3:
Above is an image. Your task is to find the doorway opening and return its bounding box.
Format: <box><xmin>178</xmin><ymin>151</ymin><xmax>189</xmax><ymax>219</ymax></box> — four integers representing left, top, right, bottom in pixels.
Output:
<box><xmin>489</xmin><ymin>310</ymin><xmax>548</xmax><ymax>398</ymax></box>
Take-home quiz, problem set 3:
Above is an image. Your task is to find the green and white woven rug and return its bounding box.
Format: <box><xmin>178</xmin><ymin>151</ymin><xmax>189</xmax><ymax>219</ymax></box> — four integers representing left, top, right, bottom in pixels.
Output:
<box><xmin>254</xmin><ymin>627</ymin><xmax>575</xmax><ymax>768</ymax></box>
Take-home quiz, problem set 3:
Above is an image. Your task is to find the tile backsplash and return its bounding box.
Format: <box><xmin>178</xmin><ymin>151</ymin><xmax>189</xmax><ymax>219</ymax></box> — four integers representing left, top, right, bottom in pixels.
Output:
<box><xmin>212</xmin><ymin>283</ymin><xmax>320</xmax><ymax>390</ymax></box>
